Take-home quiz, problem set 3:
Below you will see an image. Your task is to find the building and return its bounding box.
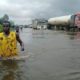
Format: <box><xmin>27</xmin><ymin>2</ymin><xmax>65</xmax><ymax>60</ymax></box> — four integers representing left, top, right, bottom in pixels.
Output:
<box><xmin>32</xmin><ymin>19</ymin><xmax>48</xmax><ymax>30</ymax></box>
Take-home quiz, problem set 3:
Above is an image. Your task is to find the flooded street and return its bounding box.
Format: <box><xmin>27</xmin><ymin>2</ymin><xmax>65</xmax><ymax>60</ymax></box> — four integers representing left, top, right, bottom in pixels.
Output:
<box><xmin>1</xmin><ymin>28</ymin><xmax>80</xmax><ymax>80</ymax></box>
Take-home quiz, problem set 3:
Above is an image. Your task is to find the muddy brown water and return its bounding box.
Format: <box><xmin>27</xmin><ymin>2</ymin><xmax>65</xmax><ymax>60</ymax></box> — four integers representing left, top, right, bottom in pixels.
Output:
<box><xmin>0</xmin><ymin>28</ymin><xmax>80</xmax><ymax>80</ymax></box>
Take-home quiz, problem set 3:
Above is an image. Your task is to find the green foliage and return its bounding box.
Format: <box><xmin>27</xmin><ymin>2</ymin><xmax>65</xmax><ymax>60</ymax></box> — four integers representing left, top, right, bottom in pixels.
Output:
<box><xmin>0</xmin><ymin>14</ymin><xmax>15</xmax><ymax>32</ymax></box>
<box><xmin>2</xmin><ymin>14</ymin><xmax>9</xmax><ymax>21</ymax></box>
<box><xmin>0</xmin><ymin>24</ymin><xmax>3</xmax><ymax>32</ymax></box>
<box><xmin>10</xmin><ymin>27</ymin><xmax>15</xmax><ymax>31</ymax></box>
<box><xmin>10</xmin><ymin>20</ymin><xmax>15</xmax><ymax>26</ymax></box>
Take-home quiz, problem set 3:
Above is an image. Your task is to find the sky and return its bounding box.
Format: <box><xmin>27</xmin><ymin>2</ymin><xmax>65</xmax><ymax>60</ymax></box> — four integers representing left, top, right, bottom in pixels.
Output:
<box><xmin>0</xmin><ymin>0</ymin><xmax>80</xmax><ymax>25</ymax></box>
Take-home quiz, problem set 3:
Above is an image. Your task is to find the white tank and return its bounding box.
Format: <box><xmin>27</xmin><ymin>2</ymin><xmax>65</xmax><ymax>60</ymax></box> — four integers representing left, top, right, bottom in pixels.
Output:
<box><xmin>48</xmin><ymin>15</ymin><xmax>72</xmax><ymax>25</ymax></box>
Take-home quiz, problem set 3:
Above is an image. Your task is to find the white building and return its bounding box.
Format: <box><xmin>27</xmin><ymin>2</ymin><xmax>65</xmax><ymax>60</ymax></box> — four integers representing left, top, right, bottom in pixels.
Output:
<box><xmin>32</xmin><ymin>19</ymin><xmax>48</xmax><ymax>30</ymax></box>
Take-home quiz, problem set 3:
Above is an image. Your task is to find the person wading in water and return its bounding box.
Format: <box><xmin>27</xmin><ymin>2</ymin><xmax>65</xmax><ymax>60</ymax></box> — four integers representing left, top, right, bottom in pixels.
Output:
<box><xmin>0</xmin><ymin>21</ymin><xmax>24</xmax><ymax>57</ymax></box>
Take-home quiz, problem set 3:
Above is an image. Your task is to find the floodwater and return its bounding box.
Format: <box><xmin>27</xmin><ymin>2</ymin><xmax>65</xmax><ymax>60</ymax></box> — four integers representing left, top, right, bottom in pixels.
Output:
<box><xmin>0</xmin><ymin>28</ymin><xmax>80</xmax><ymax>80</ymax></box>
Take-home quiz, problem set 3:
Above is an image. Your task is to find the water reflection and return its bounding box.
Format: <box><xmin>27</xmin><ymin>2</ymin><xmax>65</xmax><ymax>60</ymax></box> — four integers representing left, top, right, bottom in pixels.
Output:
<box><xmin>66</xmin><ymin>32</ymin><xmax>80</xmax><ymax>40</ymax></box>
<box><xmin>2</xmin><ymin>71</ymin><xmax>14</xmax><ymax>80</ymax></box>
<box><xmin>75</xmin><ymin>32</ymin><xmax>80</xmax><ymax>39</ymax></box>
<box><xmin>0</xmin><ymin>60</ymin><xmax>19</xmax><ymax>80</ymax></box>
<box><xmin>32</xmin><ymin>29</ymin><xmax>45</xmax><ymax>38</ymax></box>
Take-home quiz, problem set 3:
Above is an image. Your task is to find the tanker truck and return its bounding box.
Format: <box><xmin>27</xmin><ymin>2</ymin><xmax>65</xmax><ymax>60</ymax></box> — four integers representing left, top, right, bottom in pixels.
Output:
<box><xmin>48</xmin><ymin>13</ymin><xmax>80</xmax><ymax>31</ymax></box>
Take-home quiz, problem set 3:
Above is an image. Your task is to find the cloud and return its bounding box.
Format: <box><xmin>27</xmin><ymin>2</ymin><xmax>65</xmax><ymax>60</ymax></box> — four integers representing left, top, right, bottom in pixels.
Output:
<box><xmin>0</xmin><ymin>0</ymin><xmax>80</xmax><ymax>24</ymax></box>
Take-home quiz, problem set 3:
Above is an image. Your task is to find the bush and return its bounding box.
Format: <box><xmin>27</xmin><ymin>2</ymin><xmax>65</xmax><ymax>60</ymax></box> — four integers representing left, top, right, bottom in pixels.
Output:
<box><xmin>0</xmin><ymin>24</ymin><xmax>3</xmax><ymax>32</ymax></box>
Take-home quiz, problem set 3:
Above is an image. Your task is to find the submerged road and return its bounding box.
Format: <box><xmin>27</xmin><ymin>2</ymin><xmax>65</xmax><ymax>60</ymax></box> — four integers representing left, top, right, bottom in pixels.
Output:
<box><xmin>0</xmin><ymin>28</ymin><xmax>80</xmax><ymax>80</ymax></box>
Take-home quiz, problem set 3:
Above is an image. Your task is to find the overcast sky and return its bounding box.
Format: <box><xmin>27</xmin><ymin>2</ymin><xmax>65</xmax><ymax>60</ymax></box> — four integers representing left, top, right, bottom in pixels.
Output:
<box><xmin>0</xmin><ymin>0</ymin><xmax>80</xmax><ymax>25</ymax></box>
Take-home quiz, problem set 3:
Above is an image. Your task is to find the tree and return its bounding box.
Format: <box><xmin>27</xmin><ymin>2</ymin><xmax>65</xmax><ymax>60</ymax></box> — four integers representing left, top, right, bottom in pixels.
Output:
<box><xmin>10</xmin><ymin>20</ymin><xmax>15</xmax><ymax>27</ymax></box>
<box><xmin>2</xmin><ymin>14</ymin><xmax>9</xmax><ymax>21</ymax></box>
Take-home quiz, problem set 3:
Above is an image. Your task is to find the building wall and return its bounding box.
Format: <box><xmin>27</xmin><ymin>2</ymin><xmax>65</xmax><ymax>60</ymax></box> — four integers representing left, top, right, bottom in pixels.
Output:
<box><xmin>32</xmin><ymin>19</ymin><xmax>47</xmax><ymax>30</ymax></box>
